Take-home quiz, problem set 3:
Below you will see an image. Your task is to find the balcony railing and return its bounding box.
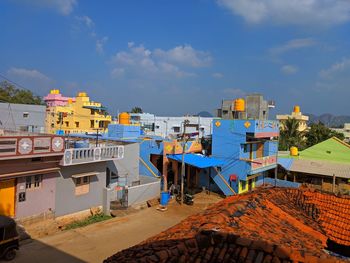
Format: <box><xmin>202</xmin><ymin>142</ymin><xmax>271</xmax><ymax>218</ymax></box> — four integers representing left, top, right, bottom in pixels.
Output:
<box><xmin>61</xmin><ymin>145</ymin><xmax>124</xmax><ymax>166</ymax></box>
<box><xmin>241</xmin><ymin>155</ymin><xmax>277</xmax><ymax>175</ymax></box>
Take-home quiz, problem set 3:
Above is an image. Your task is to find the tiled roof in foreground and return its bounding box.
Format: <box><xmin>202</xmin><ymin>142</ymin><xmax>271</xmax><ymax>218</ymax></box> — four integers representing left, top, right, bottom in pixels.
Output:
<box><xmin>105</xmin><ymin>187</ymin><xmax>350</xmax><ymax>263</ymax></box>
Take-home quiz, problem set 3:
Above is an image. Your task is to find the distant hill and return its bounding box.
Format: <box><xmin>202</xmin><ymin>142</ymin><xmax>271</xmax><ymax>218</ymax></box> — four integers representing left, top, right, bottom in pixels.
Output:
<box><xmin>197</xmin><ymin>111</ymin><xmax>213</xmax><ymax>117</ymax></box>
<box><xmin>307</xmin><ymin>113</ymin><xmax>350</xmax><ymax>128</ymax></box>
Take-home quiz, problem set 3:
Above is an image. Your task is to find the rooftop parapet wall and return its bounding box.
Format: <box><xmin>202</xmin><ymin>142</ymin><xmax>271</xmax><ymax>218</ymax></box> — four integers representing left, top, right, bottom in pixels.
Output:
<box><xmin>213</xmin><ymin>119</ymin><xmax>279</xmax><ymax>139</ymax></box>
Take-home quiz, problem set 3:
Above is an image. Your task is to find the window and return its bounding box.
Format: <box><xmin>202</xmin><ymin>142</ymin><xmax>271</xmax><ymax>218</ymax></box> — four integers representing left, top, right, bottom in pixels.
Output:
<box><xmin>90</xmin><ymin>120</ymin><xmax>94</xmax><ymax>128</ymax></box>
<box><xmin>65</xmin><ymin>121</ymin><xmax>69</xmax><ymax>127</ymax></box>
<box><xmin>243</xmin><ymin>144</ymin><xmax>248</xmax><ymax>153</ymax></box>
<box><xmin>23</xmin><ymin>112</ymin><xmax>29</xmax><ymax>118</ymax></box>
<box><xmin>26</xmin><ymin>176</ymin><xmax>32</xmax><ymax>189</ymax></box>
<box><xmin>240</xmin><ymin>180</ymin><xmax>246</xmax><ymax>190</ymax></box>
<box><xmin>75</xmin><ymin>122</ymin><xmax>80</xmax><ymax>128</ymax></box>
<box><xmin>75</xmin><ymin>176</ymin><xmax>90</xmax><ymax>195</ymax></box>
<box><xmin>173</xmin><ymin>126</ymin><xmax>180</xmax><ymax>133</ymax></box>
<box><xmin>26</xmin><ymin>175</ymin><xmax>42</xmax><ymax>189</ymax></box>
<box><xmin>34</xmin><ymin>175</ymin><xmax>42</xmax><ymax>187</ymax></box>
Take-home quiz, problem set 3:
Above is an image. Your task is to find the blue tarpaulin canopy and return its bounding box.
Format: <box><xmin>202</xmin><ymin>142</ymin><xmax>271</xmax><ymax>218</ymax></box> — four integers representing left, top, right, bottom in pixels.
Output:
<box><xmin>167</xmin><ymin>154</ymin><xmax>225</xmax><ymax>168</ymax></box>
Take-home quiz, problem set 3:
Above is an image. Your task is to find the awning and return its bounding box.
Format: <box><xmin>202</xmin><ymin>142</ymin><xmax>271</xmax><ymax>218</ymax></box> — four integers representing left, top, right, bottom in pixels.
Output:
<box><xmin>0</xmin><ymin>167</ymin><xmax>60</xmax><ymax>179</ymax></box>
<box><xmin>278</xmin><ymin>158</ymin><xmax>294</xmax><ymax>170</ymax></box>
<box><xmin>83</xmin><ymin>105</ymin><xmax>107</xmax><ymax>111</ymax></box>
<box><xmin>71</xmin><ymin>172</ymin><xmax>99</xmax><ymax>178</ymax></box>
<box><xmin>167</xmin><ymin>154</ymin><xmax>224</xmax><ymax>168</ymax></box>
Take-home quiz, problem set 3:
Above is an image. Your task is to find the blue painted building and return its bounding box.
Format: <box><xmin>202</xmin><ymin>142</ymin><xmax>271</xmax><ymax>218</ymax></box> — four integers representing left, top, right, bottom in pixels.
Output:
<box><xmin>211</xmin><ymin>119</ymin><xmax>279</xmax><ymax>195</ymax></box>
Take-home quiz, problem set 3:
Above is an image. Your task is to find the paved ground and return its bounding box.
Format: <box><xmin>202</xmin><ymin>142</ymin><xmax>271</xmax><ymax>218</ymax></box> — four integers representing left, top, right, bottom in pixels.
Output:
<box><xmin>13</xmin><ymin>192</ymin><xmax>222</xmax><ymax>263</ymax></box>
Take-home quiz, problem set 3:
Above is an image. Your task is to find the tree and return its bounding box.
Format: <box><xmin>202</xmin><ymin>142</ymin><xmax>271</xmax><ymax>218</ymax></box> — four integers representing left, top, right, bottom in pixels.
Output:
<box><xmin>305</xmin><ymin>122</ymin><xmax>345</xmax><ymax>147</ymax></box>
<box><xmin>130</xmin><ymin>107</ymin><xmax>143</xmax><ymax>113</ymax></box>
<box><xmin>0</xmin><ymin>81</ymin><xmax>43</xmax><ymax>105</ymax></box>
<box><xmin>279</xmin><ymin>117</ymin><xmax>305</xmax><ymax>151</ymax></box>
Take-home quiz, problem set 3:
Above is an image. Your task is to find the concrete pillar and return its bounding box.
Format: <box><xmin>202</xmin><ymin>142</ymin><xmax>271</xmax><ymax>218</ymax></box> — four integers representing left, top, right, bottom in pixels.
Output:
<box><xmin>332</xmin><ymin>174</ymin><xmax>336</xmax><ymax>193</ymax></box>
<box><xmin>187</xmin><ymin>165</ymin><xmax>191</xmax><ymax>189</ymax></box>
<box><xmin>172</xmin><ymin>160</ymin><xmax>179</xmax><ymax>186</ymax></box>
<box><xmin>293</xmin><ymin>172</ymin><xmax>296</xmax><ymax>183</ymax></box>
<box><xmin>162</xmin><ymin>155</ymin><xmax>169</xmax><ymax>191</ymax></box>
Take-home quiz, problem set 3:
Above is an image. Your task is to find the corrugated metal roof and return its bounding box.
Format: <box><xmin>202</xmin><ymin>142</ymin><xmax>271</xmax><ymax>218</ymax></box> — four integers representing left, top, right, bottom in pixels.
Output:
<box><xmin>289</xmin><ymin>159</ymin><xmax>350</xmax><ymax>179</ymax></box>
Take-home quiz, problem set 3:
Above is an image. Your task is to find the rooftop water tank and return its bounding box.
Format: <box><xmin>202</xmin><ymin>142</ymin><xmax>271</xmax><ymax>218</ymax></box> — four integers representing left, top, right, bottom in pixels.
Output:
<box><xmin>290</xmin><ymin>146</ymin><xmax>298</xmax><ymax>156</ymax></box>
<box><xmin>77</xmin><ymin>92</ymin><xmax>88</xmax><ymax>97</ymax></box>
<box><xmin>234</xmin><ymin>98</ymin><xmax>245</xmax><ymax>112</ymax></box>
<box><xmin>293</xmin><ymin>105</ymin><xmax>300</xmax><ymax>113</ymax></box>
<box><xmin>119</xmin><ymin>112</ymin><xmax>130</xmax><ymax>125</ymax></box>
<box><xmin>50</xmin><ymin>89</ymin><xmax>60</xmax><ymax>94</ymax></box>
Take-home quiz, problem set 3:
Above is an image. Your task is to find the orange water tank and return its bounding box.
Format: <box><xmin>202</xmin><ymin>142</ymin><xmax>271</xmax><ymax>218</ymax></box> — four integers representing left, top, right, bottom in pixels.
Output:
<box><xmin>234</xmin><ymin>98</ymin><xmax>245</xmax><ymax>112</ymax></box>
<box><xmin>293</xmin><ymin>105</ymin><xmax>300</xmax><ymax>113</ymax></box>
<box><xmin>119</xmin><ymin>112</ymin><xmax>130</xmax><ymax>125</ymax></box>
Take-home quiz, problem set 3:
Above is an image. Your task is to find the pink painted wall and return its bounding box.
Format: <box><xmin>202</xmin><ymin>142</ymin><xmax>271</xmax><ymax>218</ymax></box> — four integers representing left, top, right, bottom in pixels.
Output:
<box><xmin>44</xmin><ymin>93</ymin><xmax>75</xmax><ymax>107</ymax></box>
<box><xmin>15</xmin><ymin>173</ymin><xmax>58</xmax><ymax>219</ymax></box>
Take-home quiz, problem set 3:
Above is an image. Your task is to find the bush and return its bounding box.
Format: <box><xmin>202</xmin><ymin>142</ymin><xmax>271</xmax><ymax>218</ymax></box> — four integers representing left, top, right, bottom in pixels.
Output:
<box><xmin>65</xmin><ymin>213</ymin><xmax>112</xmax><ymax>230</ymax></box>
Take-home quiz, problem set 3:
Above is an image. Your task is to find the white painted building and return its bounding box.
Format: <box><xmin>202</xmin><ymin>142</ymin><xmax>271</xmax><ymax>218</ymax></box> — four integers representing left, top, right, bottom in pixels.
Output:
<box><xmin>332</xmin><ymin>123</ymin><xmax>350</xmax><ymax>143</ymax></box>
<box><xmin>129</xmin><ymin>113</ymin><xmax>214</xmax><ymax>138</ymax></box>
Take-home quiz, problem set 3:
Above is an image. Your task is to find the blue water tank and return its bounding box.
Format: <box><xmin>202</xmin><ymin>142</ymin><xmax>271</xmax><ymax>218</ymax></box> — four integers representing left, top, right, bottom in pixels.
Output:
<box><xmin>160</xmin><ymin>191</ymin><xmax>170</xmax><ymax>206</ymax></box>
<box><xmin>56</xmin><ymin>130</ymin><xmax>64</xmax><ymax>135</ymax></box>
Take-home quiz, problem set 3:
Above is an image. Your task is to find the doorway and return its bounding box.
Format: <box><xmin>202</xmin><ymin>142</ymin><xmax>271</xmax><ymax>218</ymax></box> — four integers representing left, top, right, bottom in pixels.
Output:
<box><xmin>0</xmin><ymin>179</ymin><xmax>16</xmax><ymax>217</ymax></box>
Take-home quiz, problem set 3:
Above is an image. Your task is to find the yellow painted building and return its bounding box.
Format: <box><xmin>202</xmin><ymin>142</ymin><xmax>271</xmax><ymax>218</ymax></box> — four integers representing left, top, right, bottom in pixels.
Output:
<box><xmin>45</xmin><ymin>91</ymin><xmax>112</xmax><ymax>134</ymax></box>
<box><xmin>276</xmin><ymin>105</ymin><xmax>309</xmax><ymax>132</ymax></box>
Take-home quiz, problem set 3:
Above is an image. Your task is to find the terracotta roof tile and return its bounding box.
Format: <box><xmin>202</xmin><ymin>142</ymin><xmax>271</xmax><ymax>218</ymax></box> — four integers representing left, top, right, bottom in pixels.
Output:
<box><xmin>104</xmin><ymin>187</ymin><xmax>350</xmax><ymax>263</ymax></box>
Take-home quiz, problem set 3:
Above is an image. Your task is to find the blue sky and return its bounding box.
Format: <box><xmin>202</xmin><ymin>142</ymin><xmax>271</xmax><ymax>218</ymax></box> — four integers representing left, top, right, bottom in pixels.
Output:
<box><xmin>0</xmin><ymin>0</ymin><xmax>349</xmax><ymax>116</ymax></box>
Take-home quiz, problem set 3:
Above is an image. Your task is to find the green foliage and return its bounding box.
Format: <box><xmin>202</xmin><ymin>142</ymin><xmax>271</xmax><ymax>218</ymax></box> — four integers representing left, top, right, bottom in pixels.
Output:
<box><xmin>305</xmin><ymin>122</ymin><xmax>345</xmax><ymax>148</ymax></box>
<box><xmin>64</xmin><ymin>214</ymin><xmax>112</xmax><ymax>230</ymax></box>
<box><xmin>279</xmin><ymin>119</ymin><xmax>346</xmax><ymax>151</ymax></box>
<box><xmin>0</xmin><ymin>81</ymin><xmax>43</xmax><ymax>105</ymax></box>
<box><xmin>130</xmin><ymin>107</ymin><xmax>143</xmax><ymax>113</ymax></box>
<box><xmin>279</xmin><ymin>117</ymin><xmax>305</xmax><ymax>151</ymax></box>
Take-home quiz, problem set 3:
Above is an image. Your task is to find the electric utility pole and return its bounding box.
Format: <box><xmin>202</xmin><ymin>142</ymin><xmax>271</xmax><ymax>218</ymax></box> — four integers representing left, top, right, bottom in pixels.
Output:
<box><xmin>181</xmin><ymin>119</ymin><xmax>190</xmax><ymax>205</ymax></box>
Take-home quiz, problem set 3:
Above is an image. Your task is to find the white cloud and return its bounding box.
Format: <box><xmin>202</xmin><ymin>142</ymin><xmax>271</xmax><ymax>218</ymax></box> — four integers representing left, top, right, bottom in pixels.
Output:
<box><xmin>96</xmin><ymin>36</ymin><xmax>108</xmax><ymax>54</ymax></box>
<box><xmin>270</xmin><ymin>38</ymin><xmax>316</xmax><ymax>56</ymax></box>
<box><xmin>111</xmin><ymin>68</ymin><xmax>125</xmax><ymax>78</ymax></box>
<box><xmin>154</xmin><ymin>45</ymin><xmax>211</xmax><ymax>67</ymax></box>
<box><xmin>6</xmin><ymin>67</ymin><xmax>53</xmax><ymax>93</ymax></box>
<box><xmin>7</xmin><ymin>67</ymin><xmax>51</xmax><ymax>82</ymax></box>
<box><xmin>111</xmin><ymin>43</ymin><xmax>210</xmax><ymax>78</ymax></box>
<box><xmin>218</xmin><ymin>0</ymin><xmax>350</xmax><ymax>26</ymax></box>
<box><xmin>319</xmin><ymin>58</ymin><xmax>350</xmax><ymax>79</ymax></box>
<box><xmin>212</xmin><ymin>72</ymin><xmax>224</xmax><ymax>79</ymax></box>
<box><xmin>19</xmin><ymin>0</ymin><xmax>77</xmax><ymax>16</ymax></box>
<box><xmin>75</xmin><ymin>15</ymin><xmax>94</xmax><ymax>28</ymax></box>
<box><xmin>281</xmin><ymin>65</ymin><xmax>298</xmax><ymax>75</ymax></box>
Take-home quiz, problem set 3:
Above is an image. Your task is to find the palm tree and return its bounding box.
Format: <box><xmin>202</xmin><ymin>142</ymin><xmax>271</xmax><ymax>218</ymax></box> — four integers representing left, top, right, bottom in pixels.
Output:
<box><xmin>279</xmin><ymin>117</ymin><xmax>305</xmax><ymax>151</ymax></box>
<box><xmin>130</xmin><ymin>107</ymin><xmax>143</xmax><ymax>113</ymax></box>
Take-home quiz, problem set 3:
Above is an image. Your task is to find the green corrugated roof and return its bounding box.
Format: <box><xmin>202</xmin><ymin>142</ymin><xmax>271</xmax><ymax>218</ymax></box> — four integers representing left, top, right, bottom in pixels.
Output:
<box><xmin>296</xmin><ymin>137</ymin><xmax>350</xmax><ymax>164</ymax></box>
